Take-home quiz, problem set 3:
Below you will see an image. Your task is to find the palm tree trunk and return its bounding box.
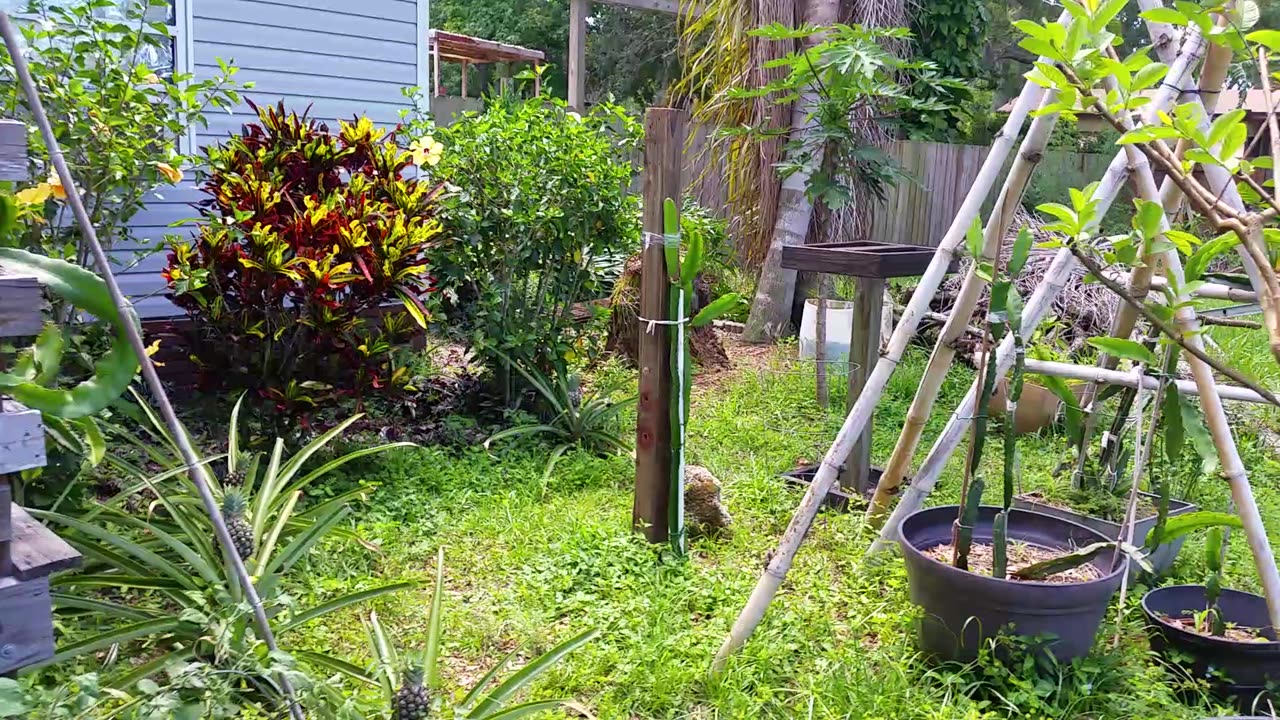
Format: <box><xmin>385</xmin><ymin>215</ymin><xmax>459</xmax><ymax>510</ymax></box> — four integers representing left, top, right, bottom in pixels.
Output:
<box><xmin>742</xmin><ymin>0</ymin><xmax>840</xmax><ymax>344</ymax></box>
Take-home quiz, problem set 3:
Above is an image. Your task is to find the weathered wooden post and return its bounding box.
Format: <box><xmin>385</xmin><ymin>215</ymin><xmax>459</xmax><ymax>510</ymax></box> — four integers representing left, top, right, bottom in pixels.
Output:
<box><xmin>633</xmin><ymin>107</ymin><xmax>685</xmax><ymax>543</ymax></box>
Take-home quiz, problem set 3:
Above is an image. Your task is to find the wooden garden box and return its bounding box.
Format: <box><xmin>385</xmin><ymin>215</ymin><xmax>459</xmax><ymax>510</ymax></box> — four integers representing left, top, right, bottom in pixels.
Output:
<box><xmin>0</xmin><ymin>121</ymin><xmax>83</xmax><ymax>676</ymax></box>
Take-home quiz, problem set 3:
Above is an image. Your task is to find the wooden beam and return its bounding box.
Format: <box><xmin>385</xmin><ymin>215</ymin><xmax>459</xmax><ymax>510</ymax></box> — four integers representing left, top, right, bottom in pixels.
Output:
<box><xmin>568</xmin><ymin>0</ymin><xmax>588</xmax><ymax>109</ymax></box>
<box><xmin>634</xmin><ymin>107</ymin><xmax>685</xmax><ymax>543</ymax></box>
<box><xmin>0</xmin><ymin>272</ymin><xmax>43</xmax><ymax>338</ymax></box>
<box><xmin>598</xmin><ymin>0</ymin><xmax>702</xmax><ymax>16</ymax></box>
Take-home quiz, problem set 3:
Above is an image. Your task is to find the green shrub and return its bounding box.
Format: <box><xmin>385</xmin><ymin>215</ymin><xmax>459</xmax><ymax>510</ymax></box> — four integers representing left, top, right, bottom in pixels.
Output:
<box><xmin>163</xmin><ymin>104</ymin><xmax>442</xmax><ymax>407</ymax></box>
<box><xmin>417</xmin><ymin>95</ymin><xmax>641</xmax><ymax>386</ymax></box>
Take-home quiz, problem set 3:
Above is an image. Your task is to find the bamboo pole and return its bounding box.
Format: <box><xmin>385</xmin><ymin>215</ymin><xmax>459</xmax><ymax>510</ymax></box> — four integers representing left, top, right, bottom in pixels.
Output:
<box><xmin>1100</xmin><ymin>271</ymin><xmax>1257</xmax><ymax>302</ymax></box>
<box><xmin>867</xmin><ymin>26</ymin><xmax>1210</xmax><ymax>553</ymax></box>
<box><xmin>866</xmin><ymin>87</ymin><xmax>1065</xmax><ymax>522</ymax></box>
<box><xmin>1072</xmin><ymin>12</ymin><xmax>1235</xmax><ymax>477</ymax></box>
<box><xmin>707</xmin><ymin>41</ymin><xmax>1055</xmax><ymax>672</ymax></box>
<box><xmin>0</xmin><ymin>13</ymin><xmax>306</xmax><ymax>719</ymax></box>
<box><xmin>1164</xmin><ymin>224</ymin><xmax>1280</xmax><ymax>628</ymax></box>
<box><xmin>1024</xmin><ymin>359</ymin><xmax>1268</xmax><ymax>404</ymax></box>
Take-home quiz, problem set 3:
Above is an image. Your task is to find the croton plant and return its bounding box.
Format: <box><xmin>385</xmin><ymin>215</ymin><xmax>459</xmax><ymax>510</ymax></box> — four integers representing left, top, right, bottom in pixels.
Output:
<box><xmin>163</xmin><ymin>102</ymin><xmax>441</xmax><ymax>407</ymax></box>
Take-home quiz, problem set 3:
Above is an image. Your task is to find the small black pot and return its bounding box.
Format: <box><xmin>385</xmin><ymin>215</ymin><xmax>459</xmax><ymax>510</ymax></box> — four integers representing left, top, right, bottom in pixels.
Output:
<box><xmin>898</xmin><ymin>505</ymin><xmax>1125</xmax><ymax>663</ymax></box>
<box><xmin>1143</xmin><ymin>585</ymin><xmax>1280</xmax><ymax>713</ymax></box>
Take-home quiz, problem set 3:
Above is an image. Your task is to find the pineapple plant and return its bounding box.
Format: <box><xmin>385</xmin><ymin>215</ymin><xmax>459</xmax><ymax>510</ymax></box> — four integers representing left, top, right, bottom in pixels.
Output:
<box><xmin>392</xmin><ymin>663</ymin><xmax>430</xmax><ymax>720</ymax></box>
<box><xmin>221</xmin><ymin>490</ymin><xmax>255</xmax><ymax>560</ymax></box>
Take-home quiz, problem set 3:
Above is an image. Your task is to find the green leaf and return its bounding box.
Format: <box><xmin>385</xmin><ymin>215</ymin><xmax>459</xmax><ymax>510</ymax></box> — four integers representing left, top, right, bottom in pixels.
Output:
<box><xmin>1185</xmin><ymin>234</ymin><xmax>1237</xmax><ymax>282</ymax></box>
<box><xmin>965</xmin><ymin>217</ymin><xmax>984</xmax><ymax>260</ymax></box>
<box><xmin>1087</xmin><ymin>337</ymin><xmax>1157</xmax><ymax>365</ymax></box>
<box><xmin>691</xmin><ymin>293</ymin><xmax>743</xmax><ymax>328</ymax></box>
<box><xmin>1131</xmin><ymin>63</ymin><xmax>1169</xmax><ymax>92</ymax></box>
<box><xmin>426</xmin><ymin>547</ymin><xmax>445</xmax><ymax>690</ymax></box>
<box><xmin>465</xmin><ymin>629</ymin><xmax>599</xmax><ymax>718</ymax></box>
<box><xmin>277</xmin><ymin>582</ymin><xmax>415</xmax><ymax>634</ymax></box>
<box><xmin>1179</xmin><ymin>395</ymin><xmax>1220</xmax><ymax>474</ymax></box>
<box><xmin>0</xmin><ymin>678</ymin><xmax>28</xmax><ymax>718</ymax></box>
<box><xmin>1247</xmin><ymin>29</ymin><xmax>1280</xmax><ymax>52</ymax></box>
<box><xmin>1009</xmin><ymin>227</ymin><xmax>1033</xmax><ymax>276</ymax></box>
<box><xmin>481</xmin><ymin>699</ymin><xmax>576</xmax><ymax>720</ymax></box>
<box><xmin>1145</xmin><ymin>511</ymin><xmax>1243</xmax><ymax>547</ymax></box>
<box><xmin>45</xmin><ymin>618</ymin><xmax>184</xmax><ymax>667</ymax></box>
<box><xmin>0</xmin><ymin>248</ymin><xmax>140</xmax><ymax>419</ymax></box>
<box><xmin>1036</xmin><ymin>375</ymin><xmax>1083</xmax><ymax>446</ymax></box>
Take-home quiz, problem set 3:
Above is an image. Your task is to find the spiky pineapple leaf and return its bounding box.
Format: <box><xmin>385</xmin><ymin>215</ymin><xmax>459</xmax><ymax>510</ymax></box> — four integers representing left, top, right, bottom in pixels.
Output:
<box><xmin>426</xmin><ymin>547</ymin><xmax>445</xmax><ymax>690</ymax></box>
<box><xmin>465</xmin><ymin>629</ymin><xmax>600</xmax><ymax>719</ymax></box>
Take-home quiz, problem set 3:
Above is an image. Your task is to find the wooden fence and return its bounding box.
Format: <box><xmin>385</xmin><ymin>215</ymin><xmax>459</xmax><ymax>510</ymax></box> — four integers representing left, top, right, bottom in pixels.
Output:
<box><xmin>869</xmin><ymin>140</ymin><xmax>1123</xmax><ymax>248</ymax></box>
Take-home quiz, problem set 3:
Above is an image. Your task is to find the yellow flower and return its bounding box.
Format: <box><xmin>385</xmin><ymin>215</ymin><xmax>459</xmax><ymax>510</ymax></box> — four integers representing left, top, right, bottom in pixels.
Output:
<box><xmin>47</xmin><ymin>172</ymin><xmax>67</xmax><ymax>200</ymax></box>
<box><xmin>15</xmin><ymin>183</ymin><xmax>52</xmax><ymax>205</ymax></box>
<box><xmin>155</xmin><ymin>162</ymin><xmax>184</xmax><ymax>184</ymax></box>
<box><xmin>410</xmin><ymin>136</ymin><xmax>444</xmax><ymax>167</ymax></box>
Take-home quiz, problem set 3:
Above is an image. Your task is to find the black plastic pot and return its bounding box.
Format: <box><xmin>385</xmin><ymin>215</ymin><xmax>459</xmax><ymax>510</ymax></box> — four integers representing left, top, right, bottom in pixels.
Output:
<box><xmin>1143</xmin><ymin>585</ymin><xmax>1280</xmax><ymax>713</ymax></box>
<box><xmin>1013</xmin><ymin>491</ymin><xmax>1197</xmax><ymax>580</ymax></box>
<box><xmin>898</xmin><ymin>505</ymin><xmax>1125</xmax><ymax>664</ymax></box>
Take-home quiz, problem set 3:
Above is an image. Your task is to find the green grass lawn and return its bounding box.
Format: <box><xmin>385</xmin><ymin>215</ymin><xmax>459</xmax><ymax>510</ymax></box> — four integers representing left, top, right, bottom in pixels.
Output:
<box><xmin>298</xmin><ymin>343</ymin><xmax>1280</xmax><ymax>719</ymax></box>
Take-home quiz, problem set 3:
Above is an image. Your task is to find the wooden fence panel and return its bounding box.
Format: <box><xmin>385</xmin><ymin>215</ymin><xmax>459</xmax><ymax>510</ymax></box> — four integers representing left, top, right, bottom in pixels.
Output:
<box><xmin>870</xmin><ymin>140</ymin><xmax>992</xmax><ymax>248</ymax></box>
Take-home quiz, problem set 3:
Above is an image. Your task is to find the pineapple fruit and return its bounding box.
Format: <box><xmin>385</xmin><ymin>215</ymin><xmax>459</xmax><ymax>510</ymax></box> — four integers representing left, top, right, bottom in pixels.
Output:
<box><xmin>220</xmin><ymin>491</ymin><xmax>255</xmax><ymax>560</ymax></box>
<box><xmin>392</xmin><ymin>664</ymin><xmax>430</xmax><ymax>720</ymax></box>
<box><xmin>222</xmin><ymin>451</ymin><xmax>252</xmax><ymax>487</ymax></box>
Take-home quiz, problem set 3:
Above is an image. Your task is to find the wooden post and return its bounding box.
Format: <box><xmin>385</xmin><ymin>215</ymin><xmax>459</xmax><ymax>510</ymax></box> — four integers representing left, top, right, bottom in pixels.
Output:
<box><xmin>534</xmin><ymin>62</ymin><xmax>542</xmax><ymax>95</ymax></box>
<box><xmin>634</xmin><ymin>108</ymin><xmax>684</xmax><ymax>543</ymax></box>
<box><xmin>461</xmin><ymin>61</ymin><xmax>468</xmax><ymax>98</ymax></box>
<box><xmin>433</xmin><ymin>38</ymin><xmax>441</xmax><ymax>97</ymax></box>
<box><xmin>839</xmin><ymin>276</ymin><xmax>884</xmax><ymax>494</ymax></box>
<box><xmin>568</xmin><ymin>0</ymin><xmax>588</xmax><ymax>109</ymax></box>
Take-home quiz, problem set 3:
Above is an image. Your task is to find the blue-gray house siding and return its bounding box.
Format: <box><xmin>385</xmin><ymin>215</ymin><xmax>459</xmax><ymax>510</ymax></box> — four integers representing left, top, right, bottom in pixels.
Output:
<box><xmin>116</xmin><ymin>0</ymin><xmax>429</xmax><ymax>318</ymax></box>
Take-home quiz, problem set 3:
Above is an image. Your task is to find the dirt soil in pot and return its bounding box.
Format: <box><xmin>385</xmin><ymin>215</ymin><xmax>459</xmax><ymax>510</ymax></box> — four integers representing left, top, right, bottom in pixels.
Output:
<box><xmin>923</xmin><ymin>541</ymin><xmax>1103</xmax><ymax>584</ymax></box>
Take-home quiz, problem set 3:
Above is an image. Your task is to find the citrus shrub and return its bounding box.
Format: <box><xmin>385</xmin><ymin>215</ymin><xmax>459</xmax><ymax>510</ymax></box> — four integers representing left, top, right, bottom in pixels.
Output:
<box><xmin>415</xmin><ymin>95</ymin><xmax>640</xmax><ymax>390</ymax></box>
<box><xmin>163</xmin><ymin>102</ymin><xmax>441</xmax><ymax>406</ymax></box>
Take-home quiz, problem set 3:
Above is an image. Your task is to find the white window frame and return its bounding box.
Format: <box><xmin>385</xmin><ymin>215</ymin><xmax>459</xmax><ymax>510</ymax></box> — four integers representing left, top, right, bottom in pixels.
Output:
<box><xmin>173</xmin><ymin>0</ymin><xmax>195</xmax><ymax>156</ymax></box>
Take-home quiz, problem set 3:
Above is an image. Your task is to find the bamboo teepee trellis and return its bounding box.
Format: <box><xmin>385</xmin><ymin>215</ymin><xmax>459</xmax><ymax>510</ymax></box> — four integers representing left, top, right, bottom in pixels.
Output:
<box><xmin>712</xmin><ymin>1</ymin><xmax>1280</xmax><ymax>671</ymax></box>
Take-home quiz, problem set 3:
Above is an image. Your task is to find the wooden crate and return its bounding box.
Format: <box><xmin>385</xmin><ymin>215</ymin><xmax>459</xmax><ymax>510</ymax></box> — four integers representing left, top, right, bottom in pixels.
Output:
<box><xmin>0</xmin><ymin>235</ymin><xmax>84</xmax><ymax>675</ymax></box>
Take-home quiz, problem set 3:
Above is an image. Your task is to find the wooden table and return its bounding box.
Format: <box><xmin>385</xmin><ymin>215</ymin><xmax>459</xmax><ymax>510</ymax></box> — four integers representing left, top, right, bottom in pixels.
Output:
<box><xmin>781</xmin><ymin>241</ymin><xmax>950</xmax><ymax>496</ymax></box>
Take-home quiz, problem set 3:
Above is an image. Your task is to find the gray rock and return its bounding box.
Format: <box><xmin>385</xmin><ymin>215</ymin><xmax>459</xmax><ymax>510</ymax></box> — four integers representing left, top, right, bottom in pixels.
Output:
<box><xmin>685</xmin><ymin>465</ymin><xmax>732</xmax><ymax>539</ymax></box>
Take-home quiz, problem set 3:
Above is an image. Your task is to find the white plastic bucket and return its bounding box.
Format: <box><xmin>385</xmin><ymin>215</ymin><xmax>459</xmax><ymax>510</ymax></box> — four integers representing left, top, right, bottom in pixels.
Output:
<box><xmin>799</xmin><ymin>299</ymin><xmax>853</xmax><ymax>368</ymax></box>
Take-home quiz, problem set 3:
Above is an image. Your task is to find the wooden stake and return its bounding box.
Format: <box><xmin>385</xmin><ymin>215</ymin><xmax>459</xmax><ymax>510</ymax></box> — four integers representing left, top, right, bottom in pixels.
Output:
<box><xmin>841</xmin><ymin>276</ymin><xmax>884</xmax><ymax>494</ymax></box>
<box><xmin>634</xmin><ymin>108</ymin><xmax>684</xmax><ymax>543</ymax></box>
<box><xmin>568</xmin><ymin>0</ymin><xmax>588</xmax><ymax>109</ymax></box>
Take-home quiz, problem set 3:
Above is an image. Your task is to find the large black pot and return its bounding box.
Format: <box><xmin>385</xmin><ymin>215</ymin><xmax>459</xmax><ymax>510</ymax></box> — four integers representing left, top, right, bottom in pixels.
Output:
<box><xmin>898</xmin><ymin>505</ymin><xmax>1125</xmax><ymax>663</ymax></box>
<box><xmin>1143</xmin><ymin>585</ymin><xmax>1280</xmax><ymax>713</ymax></box>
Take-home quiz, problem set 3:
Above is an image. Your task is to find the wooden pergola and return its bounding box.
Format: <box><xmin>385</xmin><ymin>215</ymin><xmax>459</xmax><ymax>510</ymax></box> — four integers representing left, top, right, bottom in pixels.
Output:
<box><xmin>427</xmin><ymin>29</ymin><xmax>546</xmax><ymax>98</ymax></box>
<box><xmin>567</xmin><ymin>0</ymin><xmax>700</xmax><ymax>109</ymax></box>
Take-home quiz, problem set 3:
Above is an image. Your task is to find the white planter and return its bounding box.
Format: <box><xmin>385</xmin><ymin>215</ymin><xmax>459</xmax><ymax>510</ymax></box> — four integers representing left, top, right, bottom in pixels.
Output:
<box><xmin>799</xmin><ymin>299</ymin><xmax>853</xmax><ymax>367</ymax></box>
